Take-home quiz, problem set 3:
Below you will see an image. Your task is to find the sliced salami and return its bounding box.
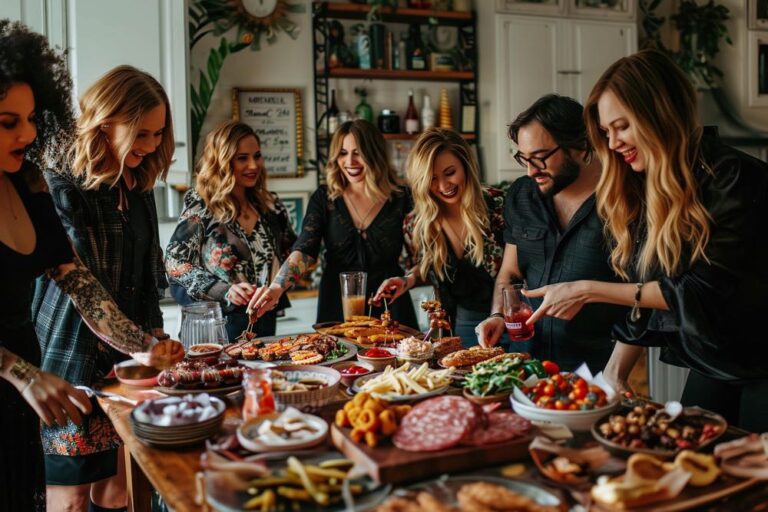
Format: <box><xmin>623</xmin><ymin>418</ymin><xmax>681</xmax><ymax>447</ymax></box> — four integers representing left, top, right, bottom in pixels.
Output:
<box><xmin>461</xmin><ymin>411</ymin><xmax>532</xmax><ymax>446</ymax></box>
<box><xmin>393</xmin><ymin>396</ymin><xmax>481</xmax><ymax>452</ymax></box>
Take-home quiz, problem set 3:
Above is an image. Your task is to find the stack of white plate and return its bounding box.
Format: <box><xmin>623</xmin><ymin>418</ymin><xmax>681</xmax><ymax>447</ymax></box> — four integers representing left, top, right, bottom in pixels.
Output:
<box><xmin>130</xmin><ymin>396</ymin><xmax>226</xmax><ymax>448</ymax></box>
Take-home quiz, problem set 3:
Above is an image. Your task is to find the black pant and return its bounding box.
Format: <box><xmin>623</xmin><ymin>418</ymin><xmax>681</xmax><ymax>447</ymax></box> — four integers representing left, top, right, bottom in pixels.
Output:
<box><xmin>225</xmin><ymin>307</ymin><xmax>277</xmax><ymax>342</ymax></box>
<box><xmin>681</xmin><ymin>371</ymin><xmax>768</xmax><ymax>432</ymax></box>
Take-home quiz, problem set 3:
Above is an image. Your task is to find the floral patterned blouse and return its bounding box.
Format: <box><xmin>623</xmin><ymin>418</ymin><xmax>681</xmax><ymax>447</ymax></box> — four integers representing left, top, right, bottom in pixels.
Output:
<box><xmin>403</xmin><ymin>187</ymin><xmax>506</xmax><ymax>315</ymax></box>
<box><xmin>165</xmin><ymin>190</ymin><xmax>296</xmax><ymax>310</ymax></box>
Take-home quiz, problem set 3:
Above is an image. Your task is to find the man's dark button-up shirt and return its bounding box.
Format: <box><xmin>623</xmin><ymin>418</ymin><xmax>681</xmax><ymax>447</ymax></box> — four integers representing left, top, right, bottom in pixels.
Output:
<box><xmin>504</xmin><ymin>176</ymin><xmax>627</xmax><ymax>371</ymax></box>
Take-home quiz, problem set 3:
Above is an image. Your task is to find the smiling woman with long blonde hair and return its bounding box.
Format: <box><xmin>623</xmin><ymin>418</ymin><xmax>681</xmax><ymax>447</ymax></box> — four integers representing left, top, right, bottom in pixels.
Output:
<box><xmin>165</xmin><ymin>121</ymin><xmax>296</xmax><ymax>340</ymax></box>
<box><xmin>376</xmin><ymin>128</ymin><xmax>506</xmax><ymax>347</ymax></box>
<box><xmin>521</xmin><ymin>49</ymin><xmax>768</xmax><ymax>432</ymax></box>
<box><xmin>248</xmin><ymin>120</ymin><xmax>418</xmax><ymax>327</ymax></box>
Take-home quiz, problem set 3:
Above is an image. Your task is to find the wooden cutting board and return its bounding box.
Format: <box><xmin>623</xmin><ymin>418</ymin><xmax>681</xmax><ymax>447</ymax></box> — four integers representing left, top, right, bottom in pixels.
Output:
<box><xmin>331</xmin><ymin>423</ymin><xmax>535</xmax><ymax>484</ymax></box>
<box><xmin>589</xmin><ymin>474</ymin><xmax>760</xmax><ymax>512</ymax></box>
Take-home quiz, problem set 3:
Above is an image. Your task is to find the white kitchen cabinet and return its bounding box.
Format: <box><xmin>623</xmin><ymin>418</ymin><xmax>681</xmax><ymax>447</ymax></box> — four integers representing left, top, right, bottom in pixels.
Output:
<box><xmin>495</xmin><ymin>15</ymin><xmax>636</xmax><ymax>174</ymax></box>
<box><xmin>1</xmin><ymin>0</ymin><xmax>191</xmax><ymax>185</ymax></box>
<box><xmin>66</xmin><ymin>0</ymin><xmax>191</xmax><ymax>185</ymax></box>
<box><xmin>496</xmin><ymin>0</ymin><xmax>636</xmax><ymax>22</ymax></box>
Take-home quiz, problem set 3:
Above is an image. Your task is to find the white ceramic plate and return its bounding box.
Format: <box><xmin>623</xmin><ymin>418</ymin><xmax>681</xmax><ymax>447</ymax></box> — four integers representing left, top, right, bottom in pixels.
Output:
<box><xmin>236</xmin><ymin>412</ymin><xmax>328</xmax><ymax>453</ymax></box>
<box><xmin>350</xmin><ymin>371</ymin><xmax>451</xmax><ymax>402</ymax></box>
<box><xmin>204</xmin><ymin>452</ymin><xmax>391</xmax><ymax>512</ymax></box>
<box><xmin>405</xmin><ymin>475</ymin><xmax>562</xmax><ymax>507</ymax></box>
<box><xmin>238</xmin><ymin>337</ymin><xmax>358</xmax><ymax>366</ymax></box>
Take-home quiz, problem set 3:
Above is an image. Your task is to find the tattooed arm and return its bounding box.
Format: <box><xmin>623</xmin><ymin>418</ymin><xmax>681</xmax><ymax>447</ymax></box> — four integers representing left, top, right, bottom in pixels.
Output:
<box><xmin>0</xmin><ymin>347</ymin><xmax>92</xmax><ymax>426</ymax></box>
<box><xmin>48</xmin><ymin>257</ymin><xmax>149</xmax><ymax>354</ymax></box>
<box><xmin>246</xmin><ymin>250</ymin><xmax>316</xmax><ymax>319</ymax></box>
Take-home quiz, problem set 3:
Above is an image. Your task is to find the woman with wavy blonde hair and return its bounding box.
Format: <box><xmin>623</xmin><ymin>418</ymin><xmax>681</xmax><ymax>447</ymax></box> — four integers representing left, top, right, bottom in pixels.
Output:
<box><xmin>32</xmin><ymin>64</ymin><xmax>176</xmax><ymax>509</ymax></box>
<box><xmin>70</xmin><ymin>65</ymin><xmax>174</xmax><ymax>192</ymax></box>
<box><xmin>166</xmin><ymin>121</ymin><xmax>296</xmax><ymax>339</ymax></box>
<box><xmin>522</xmin><ymin>49</ymin><xmax>768</xmax><ymax>431</ymax></box>
<box><xmin>248</xmin><ymin>120</ymin><xmax>418</xmax><ymax>327</ymax></box>
<box><xmin>375</xmin><ymin>128</ymin><xmax>506</xmax><ymax>347</ymax></box>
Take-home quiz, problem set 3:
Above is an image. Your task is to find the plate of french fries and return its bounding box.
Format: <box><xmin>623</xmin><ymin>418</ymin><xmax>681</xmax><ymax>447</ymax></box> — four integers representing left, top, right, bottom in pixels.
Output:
<box><xmin>350</xmin><ymin>362</ymin><xmax>454</xmax><ymax>402</ymax></box>
<box><xmin>204</xmin><ymin>454</ymin><xmax>391</xmax><ymax>511</ymax></box>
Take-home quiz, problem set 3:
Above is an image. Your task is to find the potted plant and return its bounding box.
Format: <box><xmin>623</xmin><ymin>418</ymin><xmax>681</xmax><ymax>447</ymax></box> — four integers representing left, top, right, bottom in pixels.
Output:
<box><xmin>640</xmin><ymin>0</ymin><xmax>732</xmax><ymax>89</ymax></box>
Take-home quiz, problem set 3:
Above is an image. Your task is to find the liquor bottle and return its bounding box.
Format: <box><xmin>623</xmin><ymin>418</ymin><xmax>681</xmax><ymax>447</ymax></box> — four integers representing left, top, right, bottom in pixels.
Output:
<box><xmin>356</xmin><ymin>30</ymin><xmax>371</xmax><ymax>70</ymax></box>
<box><xmin>354</xmin><ymin>87</ymin><xmax>373</xmax><ymax>123</ymax></box>
<box><xmin>328</xmin><ymin>89</ymin><xmax>340</xmax><ymax>135</ymax></box>
<box><xmin>421</xmin><ymin>93</ymin><xmax>435</xmax><ymax>130</ymax></box>
<box><xmin>406</xmin><ymin>24</ymin><xmax>427</xmax><ymax>71</ymax></box>
<box><xmin>404</xmin><ymin>89</ymin><xmax>419</xmax><ymax>134</ymax></box>
<box><xmin>398</xmin><ymin>33</ymin><xmax>407</xmax><ymax>71</ymax></box>
<box><xmin>439</xmin><ymin>87</ymin><xmax>452</xmax><ymax>129</ymax></box>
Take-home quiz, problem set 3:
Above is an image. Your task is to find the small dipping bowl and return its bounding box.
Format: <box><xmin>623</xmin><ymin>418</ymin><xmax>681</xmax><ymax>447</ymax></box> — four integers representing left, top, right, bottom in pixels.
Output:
<box><xmin>357</xmin><ymin>347</ymin><xmax>398</xmax><ymax>372</ymax></box>
<box><xmin>187</xmin><ymin>343</ymin><xmax>224</xmax><ymax>359</ymax></box>
<box><xmin>332</xmin><ymin>360</ymin><xmax>375</xmax><ymax>387</ymax></box>
<box><xmin>114</xmin><ymin>359</ymin><xmax>160</xmax><ymax>387</ymax></box>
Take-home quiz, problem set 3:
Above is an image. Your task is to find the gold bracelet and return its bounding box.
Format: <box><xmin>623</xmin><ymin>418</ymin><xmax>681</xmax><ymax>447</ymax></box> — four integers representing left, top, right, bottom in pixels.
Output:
<box><xmin>630</xmin><ymin>282</ymin><xmax>644</xmax><ymax>322</ymax></box>
<box><xmin>9</xmin><ymin>357</ymin><xmax>36</xmax><ymax>382</ymax></box>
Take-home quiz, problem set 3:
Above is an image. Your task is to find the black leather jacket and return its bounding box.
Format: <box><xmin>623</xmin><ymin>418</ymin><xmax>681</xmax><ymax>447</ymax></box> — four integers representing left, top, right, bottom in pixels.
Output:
<box><xmin>613</xmin><ymin>128</ymin><xmax>768</xmax><ymax>381</ymax></box>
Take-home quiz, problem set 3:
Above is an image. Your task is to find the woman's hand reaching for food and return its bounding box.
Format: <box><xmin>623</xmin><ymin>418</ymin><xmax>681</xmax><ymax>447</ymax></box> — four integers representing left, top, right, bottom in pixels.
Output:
<box><xmin>523</xmin><ymin>281</ymin><xmax>592</xmax><ymax>325</ymax></box>
<box><xmin>247</xmin><ymin>283</ymin><xmax>284</xmax><ymax>320</ymax></box>
<box><xmin>373</xmin><ymin>276</ymin><xmax>410</xmax><ymax>306</ymax></box>
<box><xmin>2</xmin><ymin>351</ymin><xmax>93</xmax><ymax>427</ymax></box>
<box><xmin>226</xmin><ymin>282</ymin><xmax>256</xmax><ymax>306</ymax></box>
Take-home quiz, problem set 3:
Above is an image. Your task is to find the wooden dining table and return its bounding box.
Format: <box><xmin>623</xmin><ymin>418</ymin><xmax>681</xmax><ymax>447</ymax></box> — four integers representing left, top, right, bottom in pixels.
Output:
<box><xmin>98</xmin><ymin>381</ymin><xmax>352</xmax><ymax>512</ymax></box>
<box><xmin>98</xmin><ymin>381</ymin><xmax>768</xmax><ymax>512</ymax></box>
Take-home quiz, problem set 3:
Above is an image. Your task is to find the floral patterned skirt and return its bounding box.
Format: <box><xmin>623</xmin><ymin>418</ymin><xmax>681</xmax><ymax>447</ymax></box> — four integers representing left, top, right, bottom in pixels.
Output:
<box><xmin>41</xmin><ymin>397</ymin><xmax>122</xmax><ymax>457</ymax></box>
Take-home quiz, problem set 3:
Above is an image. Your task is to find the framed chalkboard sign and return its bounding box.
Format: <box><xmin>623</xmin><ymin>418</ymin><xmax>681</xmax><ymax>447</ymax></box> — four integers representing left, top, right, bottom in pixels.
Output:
<box><xmin>232</xmin><ymin>88</ymin><xmax>304</xmax><ymax>177</ymax></box>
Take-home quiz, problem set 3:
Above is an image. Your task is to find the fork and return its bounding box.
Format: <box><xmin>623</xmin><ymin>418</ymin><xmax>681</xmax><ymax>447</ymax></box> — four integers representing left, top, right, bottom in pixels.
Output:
<box><xmin>75</xmin><ymin>385</ymin><xmax>137</xmax><ymax>406</ymax></box>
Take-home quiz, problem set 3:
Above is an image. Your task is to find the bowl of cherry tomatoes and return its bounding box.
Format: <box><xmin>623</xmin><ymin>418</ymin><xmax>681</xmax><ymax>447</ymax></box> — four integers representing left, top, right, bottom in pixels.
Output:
<box><xmin>510</xmin><ymin>372</ymin><xmax>619</xmax><ymax>431</ymax></box>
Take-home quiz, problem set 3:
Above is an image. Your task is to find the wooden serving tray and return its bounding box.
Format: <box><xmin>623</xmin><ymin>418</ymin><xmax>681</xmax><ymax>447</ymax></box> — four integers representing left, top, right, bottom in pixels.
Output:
<box><xmin>313</xmin><ymin>321</ymin><xmax>423</xmax><ymax>347</ymax></box>
<box><xmin>331</xmin><ymin>423</ymin><xmax>535</xmax><ymax>484</ymax></box>
<box><xmin>589</xmin><ymin>474</ymin><xmax>760</xmax><ymax>512</ymax></box>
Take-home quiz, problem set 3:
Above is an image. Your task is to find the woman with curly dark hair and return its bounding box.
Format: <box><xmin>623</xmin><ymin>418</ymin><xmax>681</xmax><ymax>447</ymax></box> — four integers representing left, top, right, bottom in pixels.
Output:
<box><xmin>0</xmin><ymin>20</ymin><xmax>172</xmax><ymax>510</ymax></box>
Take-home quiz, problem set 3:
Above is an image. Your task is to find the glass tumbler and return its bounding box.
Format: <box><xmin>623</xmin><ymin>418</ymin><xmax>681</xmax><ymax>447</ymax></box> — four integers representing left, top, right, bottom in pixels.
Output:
<box><xmin>339</xmin><ymin>271</ymin><xmax>367</xmax><ymax>321</ymax></box>
<box><xmin>502</xmin><ymin>284</ymin><xmax>535</xmax><ymax>342</ymax></box>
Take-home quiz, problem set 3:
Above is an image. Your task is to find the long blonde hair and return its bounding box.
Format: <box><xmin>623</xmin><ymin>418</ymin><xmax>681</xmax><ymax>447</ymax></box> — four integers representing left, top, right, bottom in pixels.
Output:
<box><xmin>585</xmin><ymin>49</ymin><xmax>710</xmax><ymax>280</ymax></box>
<box><xmin>325</xmin><ymin>120</ymin><xmax>401</xmax><ymax>201</ymax></box>
<box><xmin>407</xmin><ymin>128</ymin><xmax>488</xmax><ymax>281</ymax></box>
<box><xmin>195</xmin><ymin>121</ymin><xmax>273</xmax><ymax>223</ymax></box>
<box><xmin>69</xmin><ymin>65</ymin><xmax>174</xmax><ymax>191</ymax></box>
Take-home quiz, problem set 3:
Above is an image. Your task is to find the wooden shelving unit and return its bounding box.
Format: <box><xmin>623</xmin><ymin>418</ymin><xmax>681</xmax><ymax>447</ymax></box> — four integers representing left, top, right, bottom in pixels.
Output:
<box><xmin>321</xmin><ymin>3</ymin><xmax>473</xmax><ymax>24</ymax></box>
<box><xmin>326</xmin><ymin>68</ymin><xmax>474</xmax><ymax>81</ymax></box>
<box><xmin>311</xmin><ymin>1</ymin><xmax>480</xmax><ymax>183</ymax></box>
<box><xmin>382</xmin><ymin>132</ymin><xmax>476</xmax><ymax>141</ymax></box>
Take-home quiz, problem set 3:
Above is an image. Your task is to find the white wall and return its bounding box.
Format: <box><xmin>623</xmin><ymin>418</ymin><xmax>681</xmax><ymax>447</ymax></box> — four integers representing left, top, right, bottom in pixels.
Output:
<box><xmin>189</xmin><ymin>0</ymin><xmax>508</xmax><ymax>186</ymax></box>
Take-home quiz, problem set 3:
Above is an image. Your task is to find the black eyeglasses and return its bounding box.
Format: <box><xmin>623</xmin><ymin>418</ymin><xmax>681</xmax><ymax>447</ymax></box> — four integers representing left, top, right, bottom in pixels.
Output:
<box><xmin>513</xmin><ymin>146</ymin><xmax>561</xmax><ymax>171</ymax></box>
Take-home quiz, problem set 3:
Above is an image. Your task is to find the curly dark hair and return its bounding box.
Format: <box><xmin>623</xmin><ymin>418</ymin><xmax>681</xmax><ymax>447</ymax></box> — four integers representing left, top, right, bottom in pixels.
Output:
<box><xmin>0</xmin><ymin>19</ymin><xmax>75</xmax><ymax>182</ymax></box>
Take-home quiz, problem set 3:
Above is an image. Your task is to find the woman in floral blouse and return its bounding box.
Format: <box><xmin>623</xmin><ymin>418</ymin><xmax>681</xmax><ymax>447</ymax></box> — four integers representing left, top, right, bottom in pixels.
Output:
<box><xmin>375</xmin><ymin>128</ymin><xmax>505</xmax><ymax>347</ymax></box>
<box><xmin>165</xmin><ymin>121</ymin><xmax>296</xmax><ymax>340</ymax></box>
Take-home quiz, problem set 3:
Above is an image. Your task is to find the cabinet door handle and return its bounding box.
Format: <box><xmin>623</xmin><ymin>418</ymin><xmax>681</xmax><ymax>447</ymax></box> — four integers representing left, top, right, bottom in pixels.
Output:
<box><xmin>175</xmin><ymin>142</ymin><xmax>186</xmax><ymax>148</ymax></box>
<box><xmin>556</xmin><ymin>70</ymin><xmax>582</xmax><ymax>75</ymax></box>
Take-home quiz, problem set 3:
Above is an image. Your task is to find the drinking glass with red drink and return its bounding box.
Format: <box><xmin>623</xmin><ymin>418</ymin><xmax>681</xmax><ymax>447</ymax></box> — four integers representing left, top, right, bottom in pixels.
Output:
<box><xmin>242</xmin><ymin>368</ymin><xmax>275</xmax><ymax>420</ymax></box>
<box><xmin>503</xmin><ymin>284</ymin><xmax>535</xmax><ymax>341</ymax></box>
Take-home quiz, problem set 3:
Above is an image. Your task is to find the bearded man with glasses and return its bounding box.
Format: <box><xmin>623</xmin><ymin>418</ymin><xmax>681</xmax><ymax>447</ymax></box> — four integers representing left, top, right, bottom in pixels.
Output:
<box><xmin>476</xmin><ymin>94</ymin><xmax>627</xmax><ymax>372</ymax></box>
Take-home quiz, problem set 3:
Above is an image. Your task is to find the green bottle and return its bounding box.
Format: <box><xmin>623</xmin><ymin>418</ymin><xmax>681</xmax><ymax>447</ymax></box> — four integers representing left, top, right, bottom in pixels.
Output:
<box><xmin>354</xmin><ymin>87</ymin><xmax>373</xmax><ymax>123</ymax></box>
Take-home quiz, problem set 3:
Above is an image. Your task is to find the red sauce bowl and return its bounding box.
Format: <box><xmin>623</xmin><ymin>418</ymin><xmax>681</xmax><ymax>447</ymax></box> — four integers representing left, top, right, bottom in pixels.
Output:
<box><xmin>332</xmin><ymin>361</ymin><xmax>375</xmax><ymax>387</ymax></box>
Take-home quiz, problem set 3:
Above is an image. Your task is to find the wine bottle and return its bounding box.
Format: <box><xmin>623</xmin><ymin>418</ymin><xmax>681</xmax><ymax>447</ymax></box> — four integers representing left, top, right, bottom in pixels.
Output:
<box><xmin>398</xmin><ymin>32</ymin><xmax>407</xmax><ymax>71</ymax></box>
<box><xmin>405</xmin><ymin>89</ymin><xmax>419</xmax><ymax>135</ymax></box>
<box><xmin>406</xmin><ymin>24</ymin><xmax>427</xmax><ymax>71</ymax></box>
<box><xmin>421</xmin><ymin>93</ymin><xmax>435</xmax><ymax>130</ymax></box>
<box><xmin>328</xmin><ymin>89</ymin><xmax>340</xmax><ymax>135</ymax></box>
<box><xmin>354</xmin><ymin>88</ymin><xmax>373</xmax><ymax>123</ymax></box>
